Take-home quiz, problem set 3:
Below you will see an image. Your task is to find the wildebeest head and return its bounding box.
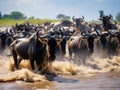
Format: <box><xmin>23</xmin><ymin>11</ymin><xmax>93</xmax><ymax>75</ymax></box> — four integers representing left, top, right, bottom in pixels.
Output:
<box><xmin>57</xmin><ymin>28</ymin><xmax>75</xmax><ymax>55</ymax></box>
<box><xmin>48</xmin><ymin>37</ymin><xmax>57</xmax><ymax>61</ymax></box>
<box><xmin>37</xmin><ymin>30</ymin><xmax>58</xmax><ymax>61</ymax></box>
<box><xmin>59</xmin><ymin>37</ymin><xmax>67</xmax><ymax>55</ymax></box>
<box><xmin>99</xmin><ymin>14</ymin><xmax>113</xmax><ymax>31</ymax></box>
<box><xmin>95</xmin><ymin>30</ymin><xmax>109</xmax><ymax>49</ymax></box>
<box><xmin>72</xmin><ymin>16</ymin><xmax>84</xmax><ymax>27</ymax></box>
<box><xmin>81</xmin><ymin>31</ymin><xmax>95</xmax><ymax>54</ymax></box>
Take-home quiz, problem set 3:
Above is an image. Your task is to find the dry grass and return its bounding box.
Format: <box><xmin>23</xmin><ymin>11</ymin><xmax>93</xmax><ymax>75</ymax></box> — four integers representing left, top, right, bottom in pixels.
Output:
<box><xmin>0</xmin><ymin>18</ymin><xmax>59</xmax><ymax>26</ymax></box>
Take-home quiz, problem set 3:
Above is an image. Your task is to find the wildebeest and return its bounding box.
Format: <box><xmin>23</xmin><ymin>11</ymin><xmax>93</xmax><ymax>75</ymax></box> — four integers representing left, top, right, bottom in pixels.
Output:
<box><xmin>10</xmin><ymin>31</ymin><xmax>59</xmax><ymax>72</ymax></box>
<box><xmin>94</xmin><ymin>30</ymin><xmax>119</xmax><ymax>58</ymax></box>
<box><xmin>106</xmin><ymin>30</ymin><xmax>119</xmax><ymax>58</ymax></box>
<box><xmin>89</xmin><ymin>23</ymin><xmax>103</xmax><ymax>32</ymax></box>
<box><xmin>99</xmin><ymin>14</ymin><xmax>118</xmax><ymax>31</ymax></box>
<box><xmin>55</xmin><ymin>28</ymin><xmax>75</xmax><ymax>60</ymax></box>
<box><xmin>68</xmin><ymin>32</ymin><xmax>95</xmax><ymax>65</ymax></box>
<box><xmin>53</xmin><ymin>20</ymin><xmax>74</xmax><ymax>31</ymax></box>
<box><xmin>0</xmin><ymin>31</ymin><xmax>7</xmax><ymax>50</ymax></box>
<box><xmin>72</xmin><ymin>16</ymin><xmax>92</xmax><ymax>33</ymax></box>
<box><xmin>94</xmin><ymin>30</ymin><xmax>109</xmax><ymax>57</ymax></box>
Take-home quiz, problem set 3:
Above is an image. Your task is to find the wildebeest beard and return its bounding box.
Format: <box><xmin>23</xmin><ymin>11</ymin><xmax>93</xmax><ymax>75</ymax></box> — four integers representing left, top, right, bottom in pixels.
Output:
<box><xmin>48</xmin><ymin>38</ymin><xmax>57</xmax><ymax>61</ymax></box>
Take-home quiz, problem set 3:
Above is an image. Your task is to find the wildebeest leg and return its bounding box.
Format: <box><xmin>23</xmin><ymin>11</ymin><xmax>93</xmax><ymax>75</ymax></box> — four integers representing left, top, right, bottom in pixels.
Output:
<box><xmin>30</xmin><ymin>58</ymin><xmax>35</xmax><ymax>70</ymax></box>
<box><xmin>75</xmin><ymin>54</ymin><xmax>79</xmax><ymax>65</ymax></box>
<box><xmin>81</xmin><ymin>52</ymin><xmax>87</xmax><ymax>65</ymax></box>
<box><xmin>36</xmin><ymin>49</ymin><xmax>46</xmax><ymax>72</ymax></box>
<box><xmin>82</xmin><ymin>56</ymin><xmax>86</xmax><ymax>65</ymax></box>
<box><xmin>69</xmin><ymin>48</ymin><xmax>73</xmax><ymax>61</ymax></box>
<box><xmin>17</xmin><ymin>58</ymin><xmax>23</xmax><ymax>66</ymax></box>
<box><xmin>11</xmin><ymin>49</ymin><xmax>18</xmax><ymax>69</ymax></box>
<box><xmin>36</xmin><ymin>61</ymin><xmax>42</xmax><ymax>71</ymax></box>
<box><xmin>36</xmin><ymin>57</ymin><xmax>45</xmax><ymax>71</ymax></box>
<box><xmin>1</xmin><ymin>40</ymin><xmax>6</xmax><ymax>50</ymax></box>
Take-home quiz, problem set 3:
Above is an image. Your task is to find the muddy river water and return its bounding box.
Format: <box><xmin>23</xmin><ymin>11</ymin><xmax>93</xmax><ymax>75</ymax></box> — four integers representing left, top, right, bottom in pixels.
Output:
<box><xmin>0</xmin><ymin>49</ymin><xmax>120</xmax><ymax>90</ymax></box>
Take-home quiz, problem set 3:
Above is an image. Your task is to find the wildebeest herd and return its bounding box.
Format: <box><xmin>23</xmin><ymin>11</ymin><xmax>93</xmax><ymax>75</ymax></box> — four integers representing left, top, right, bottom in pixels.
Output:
<box><xmin>0</xmin><ymin>15</ymin><xmax>120</xmax><ymax>73</ymax></box>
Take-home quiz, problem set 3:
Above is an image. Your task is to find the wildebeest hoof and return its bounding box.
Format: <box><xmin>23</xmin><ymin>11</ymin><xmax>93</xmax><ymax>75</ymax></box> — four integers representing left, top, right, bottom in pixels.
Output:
<box><xmin>49</xmin><ymin>56</ymin><xmax>55</xmax><ymax>61</ymax></box>
<box><xmin>35</xmin><ymin>71</ymin><xmax>42</xmax><ymax>74</ymax></box>
<box><xmin>32</xmin><ymin>70</ymin><xmax>36</xmax><ymax>73</ymax></box>
<box><xmin>25</xmin><ymin>78</ymin><xmax>34</xmax><ymax>83</ymax></box>
<box><xmin>44</xmin><ymin>72</ymin><xmax>57</xmax><ymax>78</ymax></box>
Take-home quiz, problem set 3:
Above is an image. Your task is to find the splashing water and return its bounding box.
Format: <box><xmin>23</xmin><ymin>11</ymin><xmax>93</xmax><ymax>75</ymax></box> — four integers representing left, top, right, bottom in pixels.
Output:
<box><xmin>0</xmin><ymin>69</ymin><xmax>47</xmax><ymax>82</ymax></box>
<box><xmin>0</xmin><ymin>53</ymin><xmax>120</xmax><ymax>82</ymax></box>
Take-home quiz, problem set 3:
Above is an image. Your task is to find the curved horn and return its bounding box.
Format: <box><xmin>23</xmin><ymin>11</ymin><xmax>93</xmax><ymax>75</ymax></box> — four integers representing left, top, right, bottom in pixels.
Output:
<box><xmin>50</xmin><ymin>33</ymin><xmax>56</xmax><ymax>38</ymax></box>
<box><xmin>72</xmin><ymin>16</ymin><xmax>75</xmax><ymax>21</ymax></box>
<box><xmin>81</xmin><ymin>31</ymin><xmax>86</xmax><ymax>36</ymax></box>
<box><xmin>114</xmin><ymin>31</ymin><xmax>120</xmax><ymax>37</ymax></box>
<box><xmin>95</xmin><ymin>30</ymin><xmax>101</xmax><ymax>36</ymax></box>
<box><xmin>107</xmin><ymin>30</ymin><xmax>112</xmax><ymax>35</ymax></box>
<box><xmin>59</xmin><ymin>28</ymin><xmax>64</xmax><ymax>37</ymax></box>
<box><xmin>7</xmin><ymin>29</ymin><xmax>11</xmax><ymax>34</ymax></box>
<box><xmin>109</xmin><ymin>14</ymin><xmax>112</xmax><ymax>19</ymax></box>
<box><xmin>36</xmin><ymin>30</ymin><xmax>40</xmax><ymax>37</ymax></box>
<box><xmin>36</xmin><ymin>30</ymin><xmax>47</xmax><ymax>38</ymax></box>
<box><xmin>82</xmin><ymin>16</ymin><xmax>84</xmax><ymax>19</ymax></box>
